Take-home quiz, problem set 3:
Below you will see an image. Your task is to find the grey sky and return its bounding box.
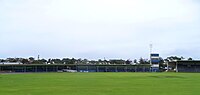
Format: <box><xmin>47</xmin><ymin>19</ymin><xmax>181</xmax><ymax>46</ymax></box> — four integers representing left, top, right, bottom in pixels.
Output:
<box><xmin>0</xmin><ymin>0</ymin><xmax>200</xmax><ymax>60</ymax></box>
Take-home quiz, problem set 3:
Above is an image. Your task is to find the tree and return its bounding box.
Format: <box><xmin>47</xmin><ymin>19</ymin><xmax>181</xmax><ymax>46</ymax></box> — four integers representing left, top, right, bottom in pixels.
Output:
<box><xmin>51</xmin><ymin>59</ymin><xmax>62</xmax><ymax>64</ymax></box>
<box><xmin>188</xmin><ymin>58</ymin><xmax>193</xmax><ymax>60</ymax></box>
<box><xmin>139</xmin><ymin>58</ymin><xmax>145</xmax><ymax>64</ymax></box>
<box><xmin>82</xmin><ymin>59</ymin><xmax>88</xmax><ymax>64</ymax></box>
<box><xmin>125</xmin><ymin>60</ymin><xmax>131</xmax><ymax>64</ymax></box>
<box><xmin>62</xmin><ymin>58</ymin><xmax>71</xmax><ymax>64</ymax></box>
<box><xmin>77</xmin><ymin>58</ymin><xmax>82</xmax><ymax>63</ymax></box>
<box><xmin>165</xmin><ymin>56</ymin><xmax>184</xmax><ymax>62</ymax></box>
<box><xmin>139</xmin><ymin>58</ymin><xmax>149</xmax><ymax>64</ymax></box>
<box><xmin>159</xmin><ymin>57</ymin><xmax>166</xmax><ymax>72</ymax></box>
<box><xmin>39</xmin><ymin>59</ymin><xmax>47</xmax><ymax>63</ymax></box>
<box><xmin>7</xmin><ymin>58</ymin><xmax>17</xmax><ymax>62</ymax></box>
<box><xmin>70</xmin><ymin>58</ymin><xmax>76</xmax><ymax>64</ymax></box>
<box><xmin>110</xmin><ymin>59</ymin><xmax>125</xmax><ymax>64</ymax></box>
<box><xmin>90</xmin><ymin>60</ymin><xmax>97</xmax><ymax>64</ymax></box>
<box><xmin>29</xmin><ymin>57</ymin><xmax>35</xmax><ymax>61</ymax></box>
<box><xmin>21</xmin><ymin>59</ymin><xmax>29</xmax><ymax>64</ymax></box>
<box><xmin>98</xmin><ymin>59</ymin><xmax>103</xmax><ymax>62</ymax></box>
<box><xmin>32</xmin><ymin>60</ymin><xmax>43</xmax><ymax>64</ymax></box>
<box><xmin>0</xmin><ymin>59</ymin><xmax>6</xmax><ymax>62</ymax></box>
<box><xmin>47</xmin><ymin>59</ymin><xmax>51</xmax><ymax>64</ymax></box>
<box><xmin>159</xmin><ymin>57</ymin><xmax>164</xmax><ymax>64</ymax></box>
<box><xmin>133</xmin><ymin>59</ymin><xmax>137</xmax><ymax>64</ymax></box>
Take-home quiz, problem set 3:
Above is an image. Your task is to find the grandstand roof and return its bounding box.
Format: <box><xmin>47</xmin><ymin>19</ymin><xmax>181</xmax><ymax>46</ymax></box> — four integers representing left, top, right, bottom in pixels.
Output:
<box><xmin>0</xmin><ymin>64</ymin><xmax>151</xmax><ymax>66</ymax></box>
<box><xmin>175</xmin><ymin>60</ymin><xmax>200</xmax><ymax>65</ymax></box>
<box><xmin>177</xmin><ymin>60</ymin><xmax>200</xmax><ymax>62</ymax></box>
<box><xmin>168</xmin><ymin>60</ymin><xmax>200</xmax><ymax>65</ymax></box>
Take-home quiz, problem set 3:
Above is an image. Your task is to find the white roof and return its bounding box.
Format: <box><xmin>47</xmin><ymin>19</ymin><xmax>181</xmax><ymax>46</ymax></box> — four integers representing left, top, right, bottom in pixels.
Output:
<box><xmin>151</xmin><ymin>64</ymin><xmax>159</xmax><ymax>67</ymax></box>
<box><xmin>0</xmin><ymin>62</ymin><xmax>22</xmax><ymax>64</ymax></box>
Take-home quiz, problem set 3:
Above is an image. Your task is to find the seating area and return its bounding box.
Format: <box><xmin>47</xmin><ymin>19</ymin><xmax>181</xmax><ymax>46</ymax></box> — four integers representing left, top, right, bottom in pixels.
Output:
<box><xmin>0</xmin><ymin>64</ymin><xmax>151</xmax><ymax>73</ymax></box>
<box><xmin>178</xmin><ymin>65</ymin><xmax>200</xmax><ymax>72</ymax></box>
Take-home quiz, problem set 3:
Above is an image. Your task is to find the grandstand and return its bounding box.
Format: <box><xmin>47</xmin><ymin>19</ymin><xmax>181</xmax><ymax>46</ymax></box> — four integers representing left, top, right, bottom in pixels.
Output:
<box><xmin>0</xmin><ymin>64</ymin><xmax>151</xmax><ymax>73</ymax></box>
<box><xmin>167</xmin><ymin>60</ymin><xmax>200</xmax><ymax>72</ymax></box>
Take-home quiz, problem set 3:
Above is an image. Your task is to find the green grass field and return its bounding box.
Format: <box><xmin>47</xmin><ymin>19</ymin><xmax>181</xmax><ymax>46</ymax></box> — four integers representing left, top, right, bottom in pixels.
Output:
<box><xmin>0</xmin><ymin>73</ymin><xmax>200</xmax><ymax>95</ymax></box>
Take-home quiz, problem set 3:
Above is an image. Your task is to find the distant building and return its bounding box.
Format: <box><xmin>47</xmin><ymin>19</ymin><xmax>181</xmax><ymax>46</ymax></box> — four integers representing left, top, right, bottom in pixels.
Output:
<box><xmin>150</xmin><ymin>53</ymin><xmax>160</xmax><ymax>72</ymax></box>
<box><xmin>167</xmin><ymin>60</ymin><xmax>200</xmax><ymax>72</ymax></box>
<box><xmin>0</xmin><ymin>62</ymin><xmax>22</xmax><ymax>65</ymax></box>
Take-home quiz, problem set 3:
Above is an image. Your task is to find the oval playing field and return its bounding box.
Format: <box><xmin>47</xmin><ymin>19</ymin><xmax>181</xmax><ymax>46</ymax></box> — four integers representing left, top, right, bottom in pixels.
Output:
<box><xmin>0</xmin><ymin>73</ymin><xmax>199</xmax><ymax>95</ymax></box>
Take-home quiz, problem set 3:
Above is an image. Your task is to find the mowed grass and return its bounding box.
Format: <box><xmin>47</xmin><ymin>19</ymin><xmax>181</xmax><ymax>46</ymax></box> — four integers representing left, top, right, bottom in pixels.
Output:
<box><xmin>0</xmin><ymin>73</ymin><xmax>200</xmax><ymax>95</ymax></box>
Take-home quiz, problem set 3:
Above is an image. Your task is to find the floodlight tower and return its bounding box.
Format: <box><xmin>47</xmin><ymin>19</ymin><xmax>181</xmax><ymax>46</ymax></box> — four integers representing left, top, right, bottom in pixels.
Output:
<box><xmin>150</xmin><ymin>44</ymin><xmax>153</xmax><ymax>65</ymax></box>
<box><xmin>38</xmin><ymin>55</ymin><xmax>40</xmax><ymax>60</ymax></box>
<box><xmin>149</xmin><ymin>44</ymin><xmax>160</xmax><ymax>72</ymax></box>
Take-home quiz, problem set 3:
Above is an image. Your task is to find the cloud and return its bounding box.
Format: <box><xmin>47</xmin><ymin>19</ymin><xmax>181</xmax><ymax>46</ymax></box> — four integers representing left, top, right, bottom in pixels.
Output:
<box><xmin>0</xmin><ymin>0</ymin><xmax>200</xmax><ymax>59</ymax></box>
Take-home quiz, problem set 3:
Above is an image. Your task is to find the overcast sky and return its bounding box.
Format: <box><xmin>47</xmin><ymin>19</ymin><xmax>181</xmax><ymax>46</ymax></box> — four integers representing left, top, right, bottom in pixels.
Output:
<box><xmin>0</xmin><ymin>0</ymin><xmax>200</xmax><ymax>60</ymax></box>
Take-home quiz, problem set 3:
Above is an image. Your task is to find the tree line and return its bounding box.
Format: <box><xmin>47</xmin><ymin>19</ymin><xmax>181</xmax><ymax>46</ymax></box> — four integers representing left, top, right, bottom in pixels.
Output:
<box><xmin>0</xmin><ymin>56</ymin><xmax>194</xmax><ymax>65</ymax></box>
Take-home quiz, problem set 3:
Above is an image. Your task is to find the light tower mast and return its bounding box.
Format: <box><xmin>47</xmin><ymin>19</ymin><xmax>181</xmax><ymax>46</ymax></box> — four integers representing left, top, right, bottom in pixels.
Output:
<box><xmin>150</xmin><ymin>44</ymin><xmax>153</xmax><ymax>65</ymax></box>
<box><xmin>37</xmin><ymin>55</ymin><xmax>40</xmax><ymax>60</ymax></box>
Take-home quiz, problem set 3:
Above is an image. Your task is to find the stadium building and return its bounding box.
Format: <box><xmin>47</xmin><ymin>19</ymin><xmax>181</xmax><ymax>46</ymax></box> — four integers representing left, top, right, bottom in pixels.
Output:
<box><xmin>167</xmin><ymin>60</ymin><xmax>200</xmax><ymax>72</ymax></box>
<box><xmin>0</xmin><ymin>64</ymin><xmax>151</xmax><ymax>73</ymax></box>
<box><xmin>150</xmin><ymin>53</ymin><xmax>160</xmax><ymax>72</ymax></box>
